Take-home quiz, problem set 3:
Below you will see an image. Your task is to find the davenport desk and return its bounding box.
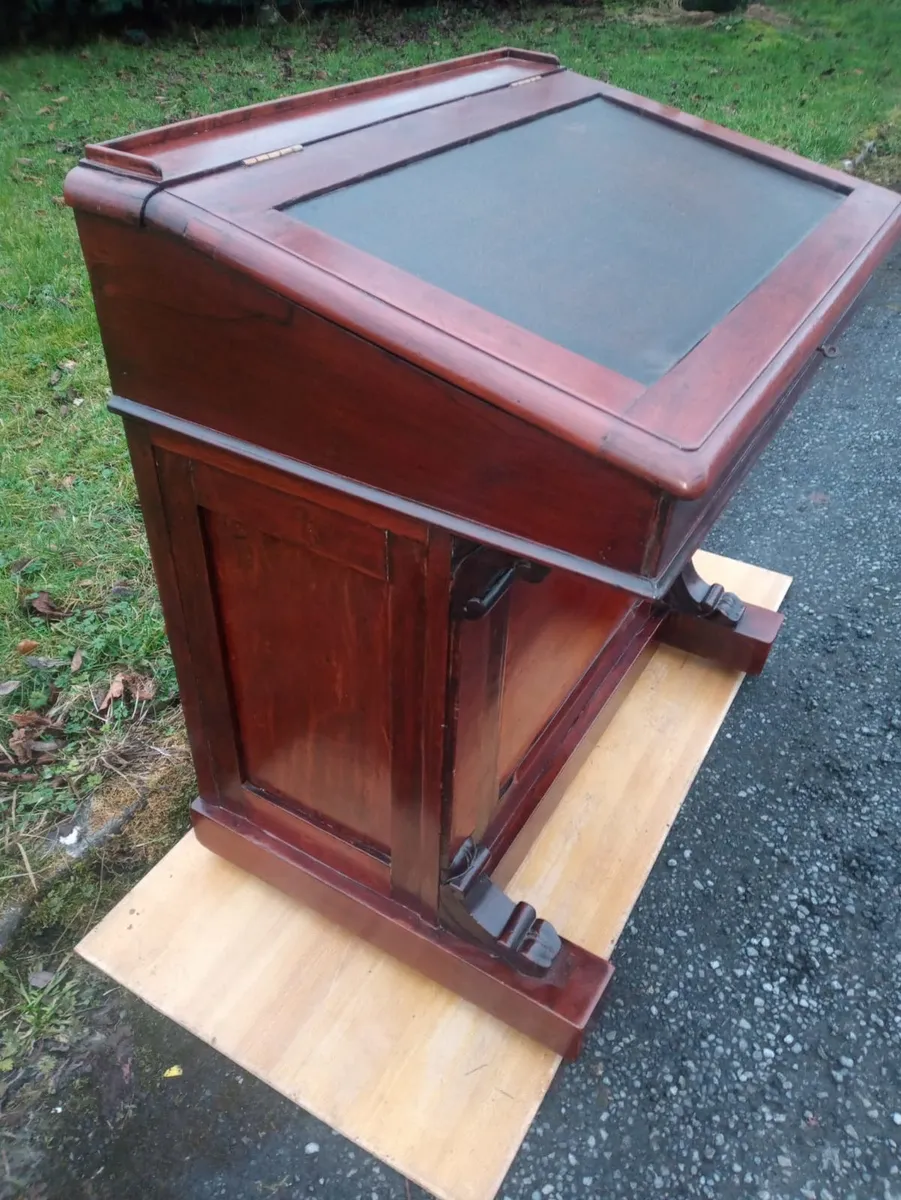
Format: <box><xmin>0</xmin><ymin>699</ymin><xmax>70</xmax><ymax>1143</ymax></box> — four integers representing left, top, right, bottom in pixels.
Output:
<box><xmin>66</xmin><ymin>49</ymin><xmax>901</xmax><ymax>1058</ymax></box>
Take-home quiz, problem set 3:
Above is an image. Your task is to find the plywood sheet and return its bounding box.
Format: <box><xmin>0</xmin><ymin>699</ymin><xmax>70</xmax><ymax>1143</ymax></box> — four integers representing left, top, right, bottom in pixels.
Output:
<box><xmin>78</xmin><ymin>551</ymin><xmax>791</xmax><ymax>1200</ymax></box>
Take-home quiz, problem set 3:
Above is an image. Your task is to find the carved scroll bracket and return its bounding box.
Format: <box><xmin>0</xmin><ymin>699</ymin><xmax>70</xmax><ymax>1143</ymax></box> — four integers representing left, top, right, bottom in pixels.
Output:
<box><xmin>664</xmin><ymin>561</ymin><xmax>745</xmax><ymax>627</ymax></box>
<box><xmin>439</xmin><ymin>838</ymin><xmax>562</xmax><ymax>976</ymax></box>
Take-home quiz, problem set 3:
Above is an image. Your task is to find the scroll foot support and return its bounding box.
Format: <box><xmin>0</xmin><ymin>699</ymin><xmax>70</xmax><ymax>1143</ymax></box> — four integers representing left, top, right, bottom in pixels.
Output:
<box><xmin>657</xmin><ymin>562</ymin><xmax>784</xmax><ymax>675</ymax></box>
<box><xmin>192</xmin><ymin>798</ymin><xmax>613</xmax><ymax>1059</ymax></box>
<box><xmin>439</xmin><ymin>838</ymin><xmax>562</xmax><ymax>976</ymax></box>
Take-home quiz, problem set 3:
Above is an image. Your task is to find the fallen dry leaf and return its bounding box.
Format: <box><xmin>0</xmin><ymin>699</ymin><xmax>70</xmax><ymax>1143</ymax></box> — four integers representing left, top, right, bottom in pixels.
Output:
<box><xmin>32</xmin><ymin>738</ymin><xmax>62</xmax><ymax>757</ymax></box>
<box><xmin>163</xmin><ymin>1065</ymin><xmax>183</xmax><ymax>1079</ymax></box>
<box><xmin>127</xmin><ymin>674</ymin><xmax>156</xmax><ymax>702</ymax></box>
<box><xmin>0</xmin><ymin>681</ymin><xmax>21</xmax><ymax>698</ymax></box>
<box><xmin>25</xmin><ymin>656</ymin><xmax>69</xmax><ymax>671</ymax></box>
<box><xmin>38</xmin><ymin>105</ymin><xmax>52</xmax><ymax>116</ymax></box>
<box><xmin>99</xmin><ymin>670</ymin><xmax>156</xmax><ymax>711</ymax></box>
<box><xmin>24</xmin><ymin>657</ymin><xmax>69</xmax><ymax>676</ymax></box>
<box><xmin>61</xmin><ymin>475</ymin><xmax>76</xmax><ymax>488</ymax></box>
<box><xmin>49</xmin><ymin>368</ymin><xmax>62</xmax><ymax>386</ymax></box>
<box><xmin>16</xmin><ymin>640</ymin><xmax>39</xmax><ymax>655</ymax></box>
<box><xmin>70</xmin><ymin>649</ymin><xmax>84</xmax><ymax>673</ymax></box>
<box><xmin>7</xmin><ymin>557</ymin><xmax>35</xmax><ymax>576</ymax></box>
<box><xmin>6</xmin><ymin>710</ymin><xmax>65</xmax><ymax>763</ymax></box>
<box><xmin>8</xmin><ymin>711</ymin><xmax>41</xmax><ymax>728</ymax></box>
<box><xmin>99</xmin><ymin>673</ymin><xmax>126</xmax><ymax>712</ymax></box>
<box><xmin>9</xmin><ymin>728</ymin><xmax>30</xmax><ymax>762</ymax></box>
<box><xmin>28</xmin><ymin>970</ymin><xmax>55</xmax><ymax>989</ymax></box>
<box><xmin>26</xmin><ymin>591</ymin><xmax>72</xmax><ymax>620</ymax></box>
<box><xmin>59</xmin><ymin>359</ymin><xmax>77</xmax><ymax>371</ymax></box>
<box><xmin>8</xmin><ymin>712</ymin><xmax>62</xmax><ymax>731</ymax></box>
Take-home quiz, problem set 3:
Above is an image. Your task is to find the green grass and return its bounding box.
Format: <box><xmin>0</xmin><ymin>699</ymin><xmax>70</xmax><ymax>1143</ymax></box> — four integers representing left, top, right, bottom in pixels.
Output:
<box><xmin>0</xmin><ymin>0</ymin><xmax>898</xmax><ymax>1017</ymax></box>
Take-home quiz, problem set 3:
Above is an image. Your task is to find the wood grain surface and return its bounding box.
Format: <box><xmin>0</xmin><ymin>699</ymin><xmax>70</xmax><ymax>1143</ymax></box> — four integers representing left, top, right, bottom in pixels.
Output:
<box><xmin>78</xmin><ymin>551</ymin><xmax>791</xmax><ymax>1200</ymax></box>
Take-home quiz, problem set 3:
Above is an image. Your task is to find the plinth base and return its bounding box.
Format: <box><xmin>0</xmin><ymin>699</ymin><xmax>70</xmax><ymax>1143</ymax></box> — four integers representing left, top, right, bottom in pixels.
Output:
<box><xmin>77</xmin><ymin>550</ymin><xmax>790</xmax><ymax>1200</ymax></box>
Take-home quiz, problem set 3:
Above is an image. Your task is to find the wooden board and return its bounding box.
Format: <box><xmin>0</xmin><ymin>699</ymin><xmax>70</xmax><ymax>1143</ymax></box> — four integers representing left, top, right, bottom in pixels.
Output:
<box><xmin>78</xmin><ymin>551</ymin><xmax>791</xmax><ymax>1200</ymax></box>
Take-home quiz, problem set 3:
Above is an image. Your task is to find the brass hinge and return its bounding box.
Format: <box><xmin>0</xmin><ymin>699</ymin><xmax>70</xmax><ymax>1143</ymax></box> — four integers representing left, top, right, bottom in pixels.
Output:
<box><xmin>242</xmin><ymin>143</ymin><xmax>304</xmax><ymax>166</ymax></box>
<box><xmin>509</xmin><ymin>74</ymin><xmax>545</xmax><ymax>87</ymax></box>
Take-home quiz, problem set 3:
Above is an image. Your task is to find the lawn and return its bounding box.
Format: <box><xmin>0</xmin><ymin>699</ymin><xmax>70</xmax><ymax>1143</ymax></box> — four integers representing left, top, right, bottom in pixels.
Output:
<box><xmin>0</xmin><ymin>0</ymin><xmax>899</xmax><ymax>1055</ymax></box>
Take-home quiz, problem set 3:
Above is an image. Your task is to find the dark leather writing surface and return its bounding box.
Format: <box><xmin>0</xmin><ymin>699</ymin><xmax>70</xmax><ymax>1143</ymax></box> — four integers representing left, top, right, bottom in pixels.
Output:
<box><xmin>288</xmin><ymin>98</ymin><xmax>841</xmax><ymax>384</ymax></box>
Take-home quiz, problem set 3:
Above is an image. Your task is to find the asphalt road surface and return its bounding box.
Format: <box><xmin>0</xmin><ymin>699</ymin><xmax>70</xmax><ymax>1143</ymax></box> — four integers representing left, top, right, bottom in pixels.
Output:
<box><xmin>37</xmin><ymin>246</ymin><xmax>901</xmax><ymax>1200</ymax></box>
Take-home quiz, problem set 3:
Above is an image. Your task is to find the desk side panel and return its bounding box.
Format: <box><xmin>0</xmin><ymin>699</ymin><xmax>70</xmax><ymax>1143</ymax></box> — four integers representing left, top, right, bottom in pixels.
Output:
<box><xmin>74</xmin><ymin>212</ymin><xmax>663</xmax><ymax>578</ymax></box>
<box><xmin>443</xmin><ymin>552</ymin><xmax>657</xmax><ymax>877</ymax></box>
<box><xmin>498</xmin><ymin>572</ymin><xmax>637</xmax><ymax>782</ymax></box>
<box><xmin>123</xmin><ymin>426</ymin><xmax>455</xmax><ymax>910</ymax></box>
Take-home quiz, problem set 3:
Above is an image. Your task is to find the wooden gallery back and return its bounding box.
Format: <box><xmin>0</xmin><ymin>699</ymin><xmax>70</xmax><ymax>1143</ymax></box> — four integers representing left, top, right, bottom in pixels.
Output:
<box><xmin>66</xmin><ymin>50</ymin><xmax>901</xmax><ymax>1057</ymax></box>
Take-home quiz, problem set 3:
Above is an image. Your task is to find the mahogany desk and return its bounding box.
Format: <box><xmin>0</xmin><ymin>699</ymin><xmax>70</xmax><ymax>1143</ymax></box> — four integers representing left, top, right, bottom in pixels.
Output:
<box><xmin>66</xmin><ymin>49</ymin><xmax>901</xmax><ymax>1059</ymax></box>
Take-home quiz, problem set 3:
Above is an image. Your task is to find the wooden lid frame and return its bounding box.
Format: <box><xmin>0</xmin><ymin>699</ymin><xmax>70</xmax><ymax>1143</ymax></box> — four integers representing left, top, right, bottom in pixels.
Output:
<box><xmin>67</xmin><ymin>49</ymin><xmax>901</xmax><ymax>507</ymax></box>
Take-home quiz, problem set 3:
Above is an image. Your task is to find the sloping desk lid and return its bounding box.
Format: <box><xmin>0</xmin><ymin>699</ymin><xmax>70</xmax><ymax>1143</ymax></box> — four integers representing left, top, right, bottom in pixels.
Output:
<box><xmin>69</xmin><ymin>50</ymin><xmax>901</xmax><ymax>500</ymax></box>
